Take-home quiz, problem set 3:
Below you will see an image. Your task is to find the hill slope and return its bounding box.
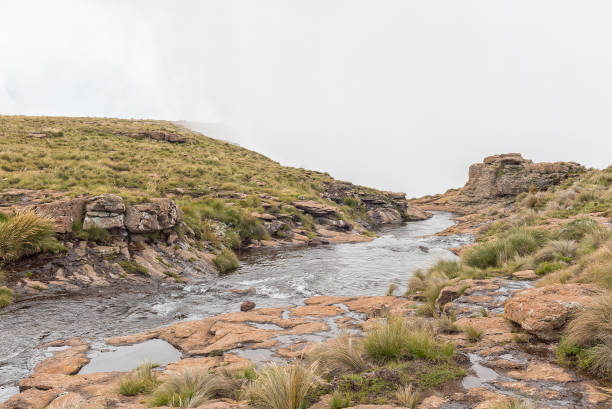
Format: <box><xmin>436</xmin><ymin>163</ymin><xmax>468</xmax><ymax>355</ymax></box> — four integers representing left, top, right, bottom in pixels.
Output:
<box><xmin>0</xmin><ymin>115</ymin><xmax>427</xmax><ymax>303</ymax></box>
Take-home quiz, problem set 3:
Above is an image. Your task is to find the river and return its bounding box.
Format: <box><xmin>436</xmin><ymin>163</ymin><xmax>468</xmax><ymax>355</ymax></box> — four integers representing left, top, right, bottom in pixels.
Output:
<box><xmin>0</xmin><ymin>211</ymin><xmax>470</xmax><ymax>402</ymax></box>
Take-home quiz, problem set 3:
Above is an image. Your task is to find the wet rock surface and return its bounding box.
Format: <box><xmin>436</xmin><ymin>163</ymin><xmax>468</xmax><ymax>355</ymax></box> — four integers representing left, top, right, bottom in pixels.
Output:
<box><xmin>3</xmin><ymin>283</ymin><xmax>610</xmax><ymax>409</ymax></box>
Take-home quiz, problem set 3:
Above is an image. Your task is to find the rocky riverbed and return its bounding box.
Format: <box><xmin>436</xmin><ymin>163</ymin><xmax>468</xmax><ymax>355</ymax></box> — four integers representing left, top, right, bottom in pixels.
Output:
<box><xmin>0</xmin><ymin>212</ymin><xmax>469</xmax><ymax>404</ymax></box>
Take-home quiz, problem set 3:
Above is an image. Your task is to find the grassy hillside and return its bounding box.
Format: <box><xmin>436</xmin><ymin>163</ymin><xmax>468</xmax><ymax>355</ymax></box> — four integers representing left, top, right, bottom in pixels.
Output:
<box><xmin>0</xmin><ymin>115</ymin><xmax>404</xmax><ymax>279</ymax></box>
<box><xmin>0</xmin><ymin>115</ymin><xmax>349</xmax><ymax>202</ymax></box>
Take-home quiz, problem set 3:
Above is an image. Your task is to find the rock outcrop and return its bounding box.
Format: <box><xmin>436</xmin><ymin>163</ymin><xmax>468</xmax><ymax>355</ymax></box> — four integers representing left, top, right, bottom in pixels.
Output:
<box><xmin>33</xmin><ymin>197</ymin><xmax>87</xmax><ymax>233</ymax></box>
<box><xmin>410</xmin><ymin>153</ymin><xmax>584</xmax><ymax>214</ymax></box>
<box><xmin>294</xmin><ymin>200</ymin><xmax>338</xmax><ymax>217</ymax></box>
<box><xmin>124</xmin><ymin>198</ymin><xmax>183</xmax><ymax>233</ymax></box>
<box><xmin>321</xmin><ymin>181</ymin><xmax>431</xmax><ymax>225</ymax></box>
<box><xmin>504</xmin><ymin>283</ymin><xmax>608</xmax><ymax>340</ymax></box>
<box><xmin>82</xmin><ymin>194</ymin><xmax>126</xmax><ymax>230</ymax></box>
<box><xmin>464</xmin><ymin>153</ymin><xmax>583</xmax><ymax>201</ymax></box>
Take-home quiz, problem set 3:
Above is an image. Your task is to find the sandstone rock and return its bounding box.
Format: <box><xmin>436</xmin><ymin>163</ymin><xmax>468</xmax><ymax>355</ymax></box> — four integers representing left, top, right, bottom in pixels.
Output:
<box><xmin>125</xmin><ymin>198</ymin><xmax>182</xmax><ymax>233</ymax></box>
<box><xmin>240</xmin><ymin>301</ymin><xmax>256</xmax><ymax>311</ymax></box>
<box><xmin>507</xmin><ymin>362</ymin><xmax>574</xmax><ymax>382</ymax></box>
<box><xmin>251</xmin><ymin>212</ymin><xmax>276</xmax><ymax>221</ymax></box>
<box><xmin>417</xmin><ymin>396</ymin><xmax>447</xmax><ymax>409</ymax></box>
<box><xmin>466</xmin><ymin>153</ymin><xmax>583</xmax><ymax>200</ymax></box>
<box><xmin>405</xmin><ymin>205</ymin><xmax>431</xmax><ymax>221</ymax></box>
<box><xmin>86</xmin><ymin>194</ymin><xmax>125</xmax><ymax>214</ymax></box>
<box><xmin>367</xmin><ymin>208</ymin><xmax>402</xmax><ymax>224</ymax></box>
<box><xmin>229</xmin><ymin>287</ymin><xmax>256</xmax><ymax>296</ymax></box>
<box><xmin>264</xmin><ymin>220</ymin><xmax>287</xmax><ymax>235</ymax></box>
<box><xmin>0</xmin><ymin>388</ymin><xmax>58</xmax><ymax>409</ymax></box>
<box><xmin>128</xmin><ymin>130</ymin><xmax>188</xmax><ymax>143</ymax></box>
<box><xmin>504</xmin><ymin>284</ymin><xmax>608</xmax><ymax>340</ymax></box>
<box><xmin>294</xmin><ymin>200</ymin><xmax>337</xmax><ymax>217</ymax></box>
<box><xmin>512</xmin><ymin>269</ymin><xmax>537</xmax><ymax>280</ymax></box>
<box><xmin>82</xmin><ymin>194</ymin><xmax>126</xmax><ymax>230</ymax></box>
<box><xmin>410</xmin><ymin>154</ymin><xmax>585</xmax><ymax>215</ymax></box>
<box><xmin>33</xmin><ymin>197</ymin><xmax>86</xmax><ymax>233</ymax></box>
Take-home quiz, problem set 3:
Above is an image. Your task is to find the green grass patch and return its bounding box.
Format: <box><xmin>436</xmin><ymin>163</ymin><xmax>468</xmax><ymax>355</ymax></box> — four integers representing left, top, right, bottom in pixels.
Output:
<box><xmin>119</xmin><ymin>260</ymin><xmax>149</xmax><ymax>275</ymax></box>
<box><xmin>213</xmin><ymin>248</ymin><xmax>239</xmax><ymax>273</ymax></box>
<box><xmin>0</xmin><ymin>286</ymin><xmax>14</xmax><ymax>308</ymax></box>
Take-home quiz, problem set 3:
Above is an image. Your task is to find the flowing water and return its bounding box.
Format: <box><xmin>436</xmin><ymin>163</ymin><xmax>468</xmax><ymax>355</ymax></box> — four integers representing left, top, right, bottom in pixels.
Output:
<box><xmin>0</xmin><ymin>211</ymin><xmax>470</xmax><ymax>402</ymax></box>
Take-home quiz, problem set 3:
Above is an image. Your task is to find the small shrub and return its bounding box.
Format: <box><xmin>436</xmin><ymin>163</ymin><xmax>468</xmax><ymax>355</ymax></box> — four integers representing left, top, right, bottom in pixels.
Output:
<box><xmin>428</xmin><ymin>259</ymin><xmax>461</xmax><ymax>278</ymax></box>
<box><xmin>0</xmin><ymin>286</ymin><xmax>14</xmax><ymax>308</ymax></box>
<box><xmin>386</xmin><ymin>283</ymin><xmax>398</xmax><ymax>296</ymax></box>
<box><xmin>224</xmin><ymin>230</ymin><xmax>241</xmax><ymax>250</ymax></box>
<box><xmin>557</xmin><ymin>218</ymin><xmax>602</xmax><ymax>241</ymax></box>
<box><xmin>308</xmin><ymin>332</ymin><xmax>369</xmax><ymax>375</ymax></box>
<box><xmin>119</xmin><ymin>260</ymin><xmax>149</xmax><ymax>275</ymax></box>
<box><xmin>150</xmin><ymin>370</ymin><xmax>230</xmax><ymax>408</ymax></box>
<box><xmin>213</xmin><ymin>248</ymin><xmax>239</xmax><ymax>273</ymax></box>
<box><xmin>395</xmin><ymin>384</ymin><xmax>419</xmax><ymax>408</ymax></box>
<box><xmin>119</xmin><ymin>361</ymin><xmax>159</xmax><ymax>396</ymax></box>
<box><xmin>535</xmin><ymin>261</ymin><xmax>563</xmax><ymax>276</ymax></box>
<box><xmin>462</xmin><ymin>325</ymin><xmax>483</xmax><ymax>342</ymax></box>
<box><xmin>435</xmin><ymin>313</ymin><xmax>458</xmax><ymax>334</ymax></box>
<box><xmin>363</xmin><ymin>316</ymin><xmax>411</xmax><ymax>361</ymax></box>
<box><xmin>330</xmin><ymin>390</ymin><xmax>351</xmax><ymax>409</ymax></box>
<box><xmin>246</xmin><ymin>362</ymin><xmax>319</xmax><ymax>409</ymax></box>
<box><xmin>0</xmin><ymin>210</ymin><xmax>58</xmax><ymax>262</ymax></box>
<box><xmin>72</xmin><ymin>221</ymin><xmax>111</xmax><ymax>243</ymax></box>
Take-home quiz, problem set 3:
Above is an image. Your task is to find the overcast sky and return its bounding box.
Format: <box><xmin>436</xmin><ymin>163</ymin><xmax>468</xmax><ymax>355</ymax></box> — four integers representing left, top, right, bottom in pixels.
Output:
<box><xmin>1</xmin><ymin>1</ymin><xmax>611</xmax><ymax>196</ymax></box>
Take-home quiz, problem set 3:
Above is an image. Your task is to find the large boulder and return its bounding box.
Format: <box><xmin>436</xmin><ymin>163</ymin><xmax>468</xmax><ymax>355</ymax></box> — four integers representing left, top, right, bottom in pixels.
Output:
<box><xmin>504</xmin><ymin>284</ymin><xmax>608</xmax><ymax>340</ymax></box>
<box><xmin>82</xmin><ymin>194</ymin><xmax>125</xmax><ymax>230</ymax></box>
<box><xmin>405</xmin><ymin>205</ymin><xmax>431</xmax><ymax>221</ymax></box>
<box><xmin>294</xmin><ymin>200</ymin><xmax>338</xmax><ymax>217</ymax></box>
<box><xmin>125</xmin><ymin>199</ymin><xmax>183</xmax><ymax>233</ymax></box>
<box><xmin>33</xmin><ymin>197</ymin><xmax>86</xmax><ymax>233</ymax></box>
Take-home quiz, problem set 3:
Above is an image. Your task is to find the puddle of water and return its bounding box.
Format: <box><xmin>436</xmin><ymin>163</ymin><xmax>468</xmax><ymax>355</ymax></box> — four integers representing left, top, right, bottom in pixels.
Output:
<box><xmin>79</xmin><ymin>339</ymin><xmax>181</xmax><ymax>374</ymax></box>
<box><xmin>248</xmin><ymin>322</ymin><xmax>284</xmax><ymax>331</ymax></box>
<box><xmin>462</xmin><ymin>353</ymin><xmax>499</xmax><ymax>388</ymax></box>
<box><xmin>231</xmin><ymin>348</ymin><xmax>280</xmax><ymax>364</ymax></box>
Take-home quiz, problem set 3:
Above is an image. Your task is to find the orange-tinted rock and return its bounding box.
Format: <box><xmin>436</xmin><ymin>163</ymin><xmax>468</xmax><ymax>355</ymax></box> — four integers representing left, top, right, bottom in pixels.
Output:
<box><xmin>504</xmin><ymin>284</ymin><xmax>608</xmax><ymax>340</ymax></box>
<box><xmin>508</xmin><ymin>363</ymin><xmax>574</xmax><ymax>382</ymax></box>
<box><xmin>0</xmin><ymin>388</ymin><xmax>58</xmax><ymax>409</ymax></box>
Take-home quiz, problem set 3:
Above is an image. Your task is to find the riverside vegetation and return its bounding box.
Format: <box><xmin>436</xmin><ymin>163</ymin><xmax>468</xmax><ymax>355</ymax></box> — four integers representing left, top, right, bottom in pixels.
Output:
<box><xmin>406</xmin><ymin>163</ymin><xmax>612</xmax><ymax>382</ymax></box>
<box><xmin>0</xmin><ymin>115</ymin><xmax>424</xmax><ymax>308</ymax></box>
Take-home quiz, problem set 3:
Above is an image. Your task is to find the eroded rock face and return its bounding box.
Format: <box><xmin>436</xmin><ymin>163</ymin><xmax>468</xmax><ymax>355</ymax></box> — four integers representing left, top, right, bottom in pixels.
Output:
<box><xmin>82</xmin><ymin>194</ymin><xmax>125</xmax><ymax>230</ymax></box>
<box><xmin>504</xmin><ymin>283</ymin><xmax>608</xmax><ymax>340</ymax></box>
<box><xmin>409</xmin><ymin>153</ymin><xmax>584</xmax><ymax>214</ymax></box>
<box><xmin>367</xmin><ymin>208</ymin><xmax>402</xmax><ymax>224</ymax></box>
<box><xmin>294</xmin><ymin>200</ymin><xmax>338</xmax><ymax>217</ymax></box>
<box><xmin>465</xmin><ymin>153</ymin><xmax>583</xmax><ymax>200</ymax></box>
<box><xmin>124</xmin><ymin>198</ymin><xmax>183</xmax><ymax>233</ymax></box>
<box><xmin>33</xmin><ymin>197</ymin><xmax>87</xmax><ymax>233</ymax></box>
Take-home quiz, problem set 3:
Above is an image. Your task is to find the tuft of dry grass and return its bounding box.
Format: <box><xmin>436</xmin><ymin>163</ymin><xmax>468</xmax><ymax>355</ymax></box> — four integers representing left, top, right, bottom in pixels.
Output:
<box><xmin>462</xmin><ymin>325</ymin><xmax>483</xmax><ymax>342</ymax></box>
<box><xmin>0</xmin><ymin>210</ymin><xmax>59</xmax><ymax>262</ymax></box>
<box><xmin>566</xmin><ymin>295</ymin><xmax>612</xmax><ymax>348</ymax></box>
<box><xmin>118</xmin><ymin>361</ymin><xmax>159</xmax><ymax>396</ymax></box>
<box><xmin>150</xmin><ymin>369</ymin><xmax>230</xmax><ymax>408</ymax></box>
<box><xmin>308</xmin><ymin>332</ymin><xmax>369</xmax><ymax>375</ymax></box>
<box><xmin>246</xmin><ymin>362</ymin><xmax>319</xmax><ymax>409</ymax></box>
<box><xmin>395</xmin><ymin>384</ymin><xmax>419</xmax><ymax>408</ymax></box>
